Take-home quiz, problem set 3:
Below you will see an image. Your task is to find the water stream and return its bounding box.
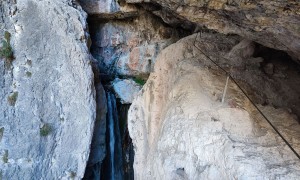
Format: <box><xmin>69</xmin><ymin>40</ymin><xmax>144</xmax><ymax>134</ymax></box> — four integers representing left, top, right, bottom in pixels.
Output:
<box><xmin>103</xmin><ymin>92</ymin><xmax>124</xmax><ymax>180</ymax></box>
<box><xmin>85</xmin><ymin>90</ymin><xmax>134</xmax><ymax>180</ymax></box>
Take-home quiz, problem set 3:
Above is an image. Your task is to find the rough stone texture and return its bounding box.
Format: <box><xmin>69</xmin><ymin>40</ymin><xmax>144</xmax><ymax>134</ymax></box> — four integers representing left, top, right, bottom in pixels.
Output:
<box><xmin>112</xmin><ymin>78</ymin><xmax>142</xmax><ymax>104</ymax></box>
<box><xmin>79</xmin><ymin>0</ymin><xmax>139</xmax><ymax>18</ymax></box>
<box><xmin>84</xmin><ymin>59</ymin><xmax>108</xmax><ymax>179</ymax></box>
<box><xmin>223</xmin><ymin>39</ymin><xmax>300</xmax><ymax>119</ymax></box>
<box><xmin>128</xmin><ymin>34</ymin><xmax>300</xmax><ymax>179</ymax></box>
<box><xmin>126</xmin><ymin>0</ymin><xmax>300</xmax><ymax>61</ymax></box>
<box><xmin>0</xmin><ymin>1</ymin><xmax>97</xmax><ymax>179</ymax></box>
<box><xmin>89</xmin><ymin>12</ymin><xmax>180</xmax><ymax>76</ymax></box>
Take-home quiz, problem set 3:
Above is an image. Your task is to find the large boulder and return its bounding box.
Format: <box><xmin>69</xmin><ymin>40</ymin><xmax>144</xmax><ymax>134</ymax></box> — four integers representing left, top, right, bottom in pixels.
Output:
<box><xmin>0</xmin><ymin>0</ymin><xmax>98</xmax><ymax>179</ymax></box>
<box><xmin>112</xmin><ymin>78</ymin><xmax>142</xmax><ymax>104</ymax></box>
<box><xmin>128</xmin><ymin>33</ymin><xmax>300</xmax><ymax>179</ymax></box>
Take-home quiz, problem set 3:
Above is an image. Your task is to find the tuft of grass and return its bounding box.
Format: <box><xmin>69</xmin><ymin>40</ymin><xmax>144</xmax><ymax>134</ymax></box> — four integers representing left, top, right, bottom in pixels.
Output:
<box><xmin>40</xmin><ymin>124</ymin><xmax>52</xmax><ymax>137</ymax></box>
<box><xmin>133</xmin><ymin>77</ymin><xmax>146</xmax><ymax>86</ymax></box>
<box><xmin>7</xmin><ymin>92</ymin><xmax>18</xmax><ymax>106</ymax></box>
<box><xmin>70</xmin><ymin>171</ymin><xmax>76</xmax><ymax>179</ymax></box>
<box><xmin>2</xmin><ymin>150</ymin><xmax>8</xmax><ymax>163</ymax></box>
<box><xmin>0</xmin><ymin>127</ymin><xmax>4</xmax><ymax>142</ymax></box>
<box><xmin>26</xmin><ymin>71</ymin><xmax>32</xmax><ymax>77</ymax></box>
<box><xmin>26</xmin><ymin>59</ymin><xmax>32</xmax><ymax>66</ymax></box>
<box><xmin>0</xmin><ymin>40</ymin><xmax>13</xmax><ymax>59</ymax></box>
<box><xmin>0</xmin><ymin>31</ymin><xmax>13</xmax><ymax>60</ymax></box>
<box><xmin>4</xmin><ymin>31</ymin><xmax>11</xmax><ymax>42</ymax></box>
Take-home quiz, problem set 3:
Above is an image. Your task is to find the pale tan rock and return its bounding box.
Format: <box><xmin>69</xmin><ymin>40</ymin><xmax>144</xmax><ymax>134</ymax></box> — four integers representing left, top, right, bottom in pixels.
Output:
<box><xmin>128</xmin><ymin>34</ymin><xmax>300</xmax><ymax>179</ymax></box>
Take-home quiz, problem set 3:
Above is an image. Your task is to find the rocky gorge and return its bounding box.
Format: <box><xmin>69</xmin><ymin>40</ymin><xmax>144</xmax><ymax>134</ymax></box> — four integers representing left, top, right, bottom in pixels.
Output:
<box><xmin>1</xmin><ymin>0</ymin><xmax>300</xmax><ymax>179</ymax></box>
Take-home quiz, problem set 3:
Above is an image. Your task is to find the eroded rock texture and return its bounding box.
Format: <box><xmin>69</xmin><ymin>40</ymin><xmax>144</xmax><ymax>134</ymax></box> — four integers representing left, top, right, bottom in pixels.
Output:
<box><xmin>128</xmin><ymin>34</ymin><xmax>300</xmax><ymax>179</ymax></box>
<box><xmin>0</xmin><ymin>1</ymin><xmax>99</xmax><ymax>179</ymax></box>
<box><xmin>80</xmin><ymin>0</ymin><xmax>139</xmax><ymax>18</ymax></box>
<box><xmin>126</xmin><ymin>0</ymin><xmax>300</xmax><ymax>61</ymax></box>
<box><xmin>89</xmin><ymin>12</ymin><xmax>180</xmax><ymax>76</ymax></box>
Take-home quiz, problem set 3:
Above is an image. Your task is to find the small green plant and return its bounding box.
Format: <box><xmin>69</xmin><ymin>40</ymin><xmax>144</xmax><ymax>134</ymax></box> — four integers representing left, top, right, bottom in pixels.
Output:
<box><xmin>0</xmin><ymin>127</ymin><xmax>4</xmax><ymax>141</ymax></box>
<box><xmin>2</xmin><ymin>150</ymin><xmax>8</xmax><ymax>163</ymax></box>
<box><xmin>40</xmin><ymin>124</ymin><xmax>52</xmax><ymax>136</ymax></box>
<box><xmin>26</xmin><ymin>71</ymin><xmax>32</xmax><ymax>77</ymax></box>
<box><xmin>26</xmin><ymin>59</ymin><xmax>32</xmax><ymax>66</ymax></box>
<box><xmin>4</xmin><ymin>31</ymin><xmax>10</xmax><ymax>41</ymax></box>
<box><xmin>0</xmin><ymin>31</ymin><xmax>13</xmax><ymax>61</ymax></box>
<box><xmin>70</xmin><ymin>171</ymin><xmax>76</xmax><ymax>179</ymax></box>
<box><xmin>133</xmin><ymin>77</ymin><xmax>146</xmax><ymax>86</ymax></box>
<box><xmin>7</xmin><ymin>92</ymin><xmax>18</xmax><ymax>106</ymax></box>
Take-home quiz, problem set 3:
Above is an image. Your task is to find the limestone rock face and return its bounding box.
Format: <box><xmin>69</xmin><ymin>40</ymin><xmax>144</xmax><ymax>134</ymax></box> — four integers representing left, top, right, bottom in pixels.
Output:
<box><xmin>89</xmin><ymin>12</ymin><xmax>180</xmax><ymax>76</ymax></box>
<box><xmin>128</xmin><ymin>34</ymin><xmax>300</xmax><ymax>179</ymax></box>
<box><xmin>0</xmin><ymin>1</ymin><xmax>97</xmax><ymax>179</ymax></box>
<box><xmin>126</xmin><ymin>0</ymin><xmax>300</xmax><ymax>61</ymax></box>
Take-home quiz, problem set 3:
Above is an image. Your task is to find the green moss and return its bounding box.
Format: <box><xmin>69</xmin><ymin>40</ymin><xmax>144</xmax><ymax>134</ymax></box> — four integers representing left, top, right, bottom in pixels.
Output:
<box><xmin>7</xmin><ymin>92</ymin><xmax>18</xmax><ymax>106</ymax></box>
<box><xmin>26</xmin><ymin>71</ymin><xmax>32</xmax><ymax>77</ymax></box>
<box><xmin>40</xmin><ymin>124</ymin><xmax>52</xmax><ymax>136</ymax></box>
<box><xmin>2</xmin><ymin>150</ymin><xmax>8</xmax><ymax>163</ymax></box>
<box><xmin>133</xmin><ymin>77</ymin><xmax>146</xmax><ymax>86</ymax></box>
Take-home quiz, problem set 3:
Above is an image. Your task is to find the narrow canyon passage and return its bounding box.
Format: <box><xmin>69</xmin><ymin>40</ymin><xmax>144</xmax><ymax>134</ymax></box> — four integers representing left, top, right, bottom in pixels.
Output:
<box><xmin>1</xmin><ymin>1</ymin><xmax>300</xmax><ymax>179</ymax></box>
<box><xmin>81</xmin><ymin>1</ymin><xmax>300</xmax><ymax>179</ymax></box>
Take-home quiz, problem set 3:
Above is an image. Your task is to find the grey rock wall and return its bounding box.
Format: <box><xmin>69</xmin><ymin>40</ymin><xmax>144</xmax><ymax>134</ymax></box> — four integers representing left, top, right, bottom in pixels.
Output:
<box><xmin>0</xmin><ymin>1</ymin><xmax>97</xmax><ymax>179</ymax></box>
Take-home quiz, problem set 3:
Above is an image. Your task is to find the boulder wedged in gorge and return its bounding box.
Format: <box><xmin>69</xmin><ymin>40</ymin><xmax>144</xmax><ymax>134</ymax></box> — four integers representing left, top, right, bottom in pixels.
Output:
<box><xmin>128</xmin><ymin>34</ymin><xmax>300</xmax><ymax>179</ymax></box>
<box><xmin>112</xmin><ymin>78</ymin><xmax>142</xmax><ymax>104</ymax></box>
<box><xmin>0</xmin><ymin>1</ymin><xmax>99</xmax><ymax>179</ymax></box>
<box><xmin>126</xmin><ymin>0</ymin><xmax>300</xmax><ymax>61</ymax></box>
